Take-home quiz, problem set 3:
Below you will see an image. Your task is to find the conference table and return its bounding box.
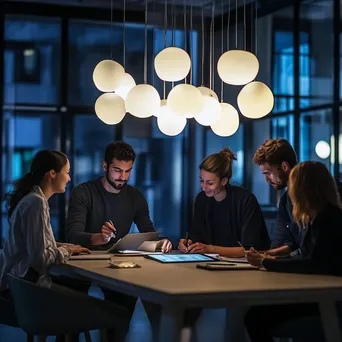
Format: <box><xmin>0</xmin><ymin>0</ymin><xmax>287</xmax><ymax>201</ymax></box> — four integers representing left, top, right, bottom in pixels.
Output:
<box><xmin>58</xmin><ymin>255</ymin><xmax>342</xmax><ymax>342</ymax></box>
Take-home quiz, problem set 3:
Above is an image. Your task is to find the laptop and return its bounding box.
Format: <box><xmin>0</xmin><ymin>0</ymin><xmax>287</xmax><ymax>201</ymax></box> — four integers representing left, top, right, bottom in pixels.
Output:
<box><xmin>69</xmin><ymin>232</ymin><xmax>160</xmax><ymax>260</ymax></box>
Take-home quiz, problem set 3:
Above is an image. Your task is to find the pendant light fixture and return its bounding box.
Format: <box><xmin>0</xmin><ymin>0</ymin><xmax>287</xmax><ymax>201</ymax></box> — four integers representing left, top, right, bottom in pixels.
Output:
<box><xmin>211</xmin><ymin>0</ymin><xmax>239</xmax><ymax>136</ymax></box>
<box><xmin>125</xmin><ymin>0</ymin><xmax>161</xmax><ymax>118</ymax></box>
<box><xmin>217</xmin><ymin>0</ymin><xmax>259</xmax><ymax>86</ymax></box>
<box><xmin>195</xmin><ymin>0</ymin><xmax>221</xmax><ymax>126</ymax></box>
<box><xmin>238</xmin><ymin>0</ymin><xmax>274</xmax><ymax>118</ymax></box>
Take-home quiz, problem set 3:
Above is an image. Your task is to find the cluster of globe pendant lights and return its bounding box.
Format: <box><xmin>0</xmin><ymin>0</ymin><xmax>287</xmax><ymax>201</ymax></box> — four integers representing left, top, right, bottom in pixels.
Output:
<box><xmin>93</xmin><ymin>46</ymin><xmax>274</xmax><ymax>137</ymax></box>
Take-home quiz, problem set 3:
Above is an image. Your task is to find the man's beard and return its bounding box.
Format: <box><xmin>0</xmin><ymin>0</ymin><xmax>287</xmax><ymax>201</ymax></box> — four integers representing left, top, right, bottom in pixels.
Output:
<box><xmin>106</xmin><ymin>171</ymin><xmax>127</xmax><ymax>190</ymax></box>
<box><xmin>274</xmin><ymin>169</ymin><xmax>288</xmax><ymax>190</ymax></box>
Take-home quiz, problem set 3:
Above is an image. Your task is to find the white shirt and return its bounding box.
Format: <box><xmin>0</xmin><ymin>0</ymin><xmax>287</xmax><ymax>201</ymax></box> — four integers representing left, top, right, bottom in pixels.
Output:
<box><xmin>0</xmin><ymin>186</ymin><xmax>70</xmax><ymax>291</ymax></box>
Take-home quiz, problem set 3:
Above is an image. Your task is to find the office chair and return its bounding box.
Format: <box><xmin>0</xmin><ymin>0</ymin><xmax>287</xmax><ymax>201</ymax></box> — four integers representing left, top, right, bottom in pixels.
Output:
<box><xmin>7</xmin><ymin>274</ymin><xmax>131</xmax><ymax>342</ymax></box>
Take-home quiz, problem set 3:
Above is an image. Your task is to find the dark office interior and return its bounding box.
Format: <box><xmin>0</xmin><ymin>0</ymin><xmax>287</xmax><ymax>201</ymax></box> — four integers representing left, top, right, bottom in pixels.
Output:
<box><xmin>0</xmin><ymin>0</ymin><xmax>341</xmax><ymax>341</ymax></box>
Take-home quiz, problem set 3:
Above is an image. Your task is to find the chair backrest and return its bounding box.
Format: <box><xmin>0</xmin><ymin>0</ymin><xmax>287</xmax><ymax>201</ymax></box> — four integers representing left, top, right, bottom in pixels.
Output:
<box><xmin>7</xmin><ymin>273</ymin><xmax>130</xmax><ymax>335</ymax></box>
<box><xmin>0</xmin><ymin>293</ymin><xmax>19</xmax><ymax>327</ymax></box>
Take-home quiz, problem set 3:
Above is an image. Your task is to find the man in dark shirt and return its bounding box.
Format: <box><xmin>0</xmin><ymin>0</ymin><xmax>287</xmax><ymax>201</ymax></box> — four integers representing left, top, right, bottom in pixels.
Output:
<box><xmin>66</xmin><ymin>140</ymin><xmax>172</xmax><ymax>252</ymax></box>
<box><xmin>253</xmin><ymin>138</ymin><xmax>303</xmax><ymax>256</ymax></box>
<box><xmin>66</xmin><ymin>141</ymin><xmax>172</xmax><ymax>341</ymax></box>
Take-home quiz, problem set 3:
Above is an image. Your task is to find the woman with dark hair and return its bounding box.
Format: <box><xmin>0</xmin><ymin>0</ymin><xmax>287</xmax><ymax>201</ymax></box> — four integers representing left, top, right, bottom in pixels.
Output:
<box><xmin>245</xmin><ymin>161</ymin><xmax>342</xmax><ymax>342</ymax></box>
<box><xmin>0</xmin><ymin>150</ymin><xmax>89</xmax><ymax>294</ymax></box>
<box><xmin>178</xmin><ymin>147</ymin><xmax>270</xmax><ymax>256</ymax></box>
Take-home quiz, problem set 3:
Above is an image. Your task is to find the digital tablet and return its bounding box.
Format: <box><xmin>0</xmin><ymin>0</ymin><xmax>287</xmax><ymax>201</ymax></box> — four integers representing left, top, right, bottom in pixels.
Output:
<box><xmin>145</xmin><ymin>253</ymin><xmax>217</xmax><ymax>263</ymax></box>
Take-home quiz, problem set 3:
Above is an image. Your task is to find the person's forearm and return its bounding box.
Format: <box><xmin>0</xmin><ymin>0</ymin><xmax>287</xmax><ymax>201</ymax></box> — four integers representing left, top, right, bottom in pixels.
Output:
<box><xmin>90</xmin><ymin>233</ymin><xmax>105</xmax><ymax>245</ymax></box>
<box><xmin>209</xmin><ymin>245</ymin><xmax>245</xmax><ymax>257</ymax></box>
<box><xmin>267</xmin><ymin>245</ymin><xmax>291</xmax><ymax>256</ymax></box>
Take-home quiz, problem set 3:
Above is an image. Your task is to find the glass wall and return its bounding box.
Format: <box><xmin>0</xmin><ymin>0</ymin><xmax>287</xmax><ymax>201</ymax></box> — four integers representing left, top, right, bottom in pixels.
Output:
<box><xmin>1</xmin><ymin>111</ymin><xmax>61</xmax><ymax>240</ymax></box>
<box><xmin>4</xmin><ymin>16</ymin><xmax>61</xmax><ymax>105</ymax></box>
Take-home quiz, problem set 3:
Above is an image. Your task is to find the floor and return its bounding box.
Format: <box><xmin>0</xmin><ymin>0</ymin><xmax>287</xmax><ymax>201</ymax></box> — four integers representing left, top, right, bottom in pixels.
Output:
<box><xmin>0</xmin><ymin>285</ymin><xmax>228</xmax><ymax>342</ymax></box>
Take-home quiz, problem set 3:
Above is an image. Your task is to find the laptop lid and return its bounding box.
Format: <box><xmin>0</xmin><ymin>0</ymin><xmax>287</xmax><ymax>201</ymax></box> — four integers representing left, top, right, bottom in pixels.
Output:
<box><xmin>107</xmin><ymin>232</ymin><xmax>159</xmax><ymax>253</ymax></box>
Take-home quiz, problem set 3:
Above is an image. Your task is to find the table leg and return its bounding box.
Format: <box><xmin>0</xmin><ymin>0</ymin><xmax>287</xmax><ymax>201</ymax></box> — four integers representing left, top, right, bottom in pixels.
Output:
<box><xmin>225</xmin><ymin>307</ymin><xmax>249</xmax><ymax>342</ymax></box>
<box><xmin>319</xmin><ymin>299</ymin><xmax>342</xmax><ymax>342</ymax></box>
<box><xmin>158</xmin><ymin>305</ymin><xmax>184</xmax><ymax>342</ymax></box>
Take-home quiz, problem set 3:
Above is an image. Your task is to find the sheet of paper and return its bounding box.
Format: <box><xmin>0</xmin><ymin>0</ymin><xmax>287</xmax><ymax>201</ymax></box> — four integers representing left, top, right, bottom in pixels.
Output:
<box><xmin>217</xmin><ymin>256</ymin><xmax>249</xmax><ymax>263</ymax></box>
<box><xmin>117</xmin><ymin>250</ymin><xmax>163</xmax><ymax>255</ymax></box>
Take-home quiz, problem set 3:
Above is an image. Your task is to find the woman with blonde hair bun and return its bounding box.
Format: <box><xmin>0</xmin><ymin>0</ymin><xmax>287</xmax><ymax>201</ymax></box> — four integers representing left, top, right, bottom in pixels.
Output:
<box><xmin>245</xmin><ymin>161</ymin><xmax>342</xmax><ymax>342</ymax></box>
<box><xmin>178</xmin><ymin>147</ymin><xmax>270</xmax><ymax>257</ymax></box>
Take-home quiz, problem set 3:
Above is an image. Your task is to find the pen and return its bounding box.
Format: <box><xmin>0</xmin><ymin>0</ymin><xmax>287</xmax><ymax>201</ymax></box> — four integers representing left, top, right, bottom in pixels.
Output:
<box><xmin>108</xmin><ymin>219</ymin><xmax>116</xmax><ymax>239</ymax></box>
<box><xmin>185</xmin><ymin>232</ymin><xmax>189</xmax><ymax>250</ymax></box>
<box><xmin>237</xmin><ymin>241</ymin><xmax>245</xmax><ymax>250</ymax></box>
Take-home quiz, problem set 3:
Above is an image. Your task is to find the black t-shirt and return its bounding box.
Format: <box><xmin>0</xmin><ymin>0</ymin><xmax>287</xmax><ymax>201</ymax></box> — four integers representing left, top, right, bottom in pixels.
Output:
<box><xmin>190</xmin><ymin>185</ymin><xmax>270</xmax><ymax>250</ymax></box>
<box><xmin>66</xmin><ymin>178</ymin><xmax>155</xmax><ymax>249</ymax></box>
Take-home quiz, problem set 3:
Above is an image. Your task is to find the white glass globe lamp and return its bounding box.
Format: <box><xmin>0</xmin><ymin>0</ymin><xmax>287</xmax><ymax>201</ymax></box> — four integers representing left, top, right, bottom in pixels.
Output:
<box><xmin>114</xmin><ymin>73</ymin><xmax>136</xmax><ymax>100</ymax></box>
<box><xmin>237</xmin><ymin>81</ymin><xmax>274</xmax><ymax>119</ymax></box>
<box><xmin>157</xmin><ymin>100</ymin><xmax>187</xmax><ymax>136</ymax></box>
<box><xmin>154</xmin><ymin>47</ymin><xmax>191</xmax><ymax>82</ymax></box>
<box><xmin>217</xmin><ymin>50</ymin><xmax>259</xmax><ymax>86</ymax></box>
<box><xmin>211</xmin><ymin>103</ymin><xmax>240</xmax><ymax>137</ymax></box>
<box><xmin>93</xmin><ymin>60</ymin><xmax>125</xmax><ymax>92</ymax></box>
<box><xmin>168</xmin><ymin>84</ymin><xmax>204</xmax><ymax>118</ymax></box>
<box><xmin>95</xmin><ymin>93</ymin><xmax>126</xmax><ymax>125</ymax></box>
<box><xmin>125</xmin><ymin>84</ymin><xmax>161</xmax><ymax>118</ymax></box>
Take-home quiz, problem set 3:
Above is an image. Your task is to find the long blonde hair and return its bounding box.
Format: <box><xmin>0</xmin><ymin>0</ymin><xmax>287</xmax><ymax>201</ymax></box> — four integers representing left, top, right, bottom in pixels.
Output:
<box><xmin>288</xmin><ymin>161</ymin><xmax>341</xmax><ymax>226</ymax></box>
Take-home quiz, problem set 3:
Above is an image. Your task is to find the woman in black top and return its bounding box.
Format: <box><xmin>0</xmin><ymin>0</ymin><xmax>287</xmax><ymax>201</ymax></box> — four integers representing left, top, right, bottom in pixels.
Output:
<box><xmin>245</xmin><ymin>161</ymin><xmax>342</xmax><ymax>342</ymax></box>
<box><xmin>178</xmin><ymin>147</ymin><xmax>270</xmax><ymax>256</ymax></box>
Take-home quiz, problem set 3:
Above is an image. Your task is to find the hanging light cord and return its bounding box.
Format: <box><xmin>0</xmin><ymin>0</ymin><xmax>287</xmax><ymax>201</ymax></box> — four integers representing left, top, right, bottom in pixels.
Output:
<box><xmin>201</xmin><ymin>3</ymin><xmax>204</xmax><ymax>85</ymax></box>
<box><xmin>255</xmin><ymin>0</ymin><xmax>258</xmax><ymax>56</ymax></box>
<box><xmin>220</xmin><ymin>0</ymin><xmax>224</xmax><ymax>102</ymax></box>
<box><xmin>209</xmin><ymin>0</ymin><xmax>215</xmax><ymax>90</ymax></box>
<box><xmin>123</xmin><ymin>0</ymin><xmax>126</xmax><ymax>68</ymax></box>
<box><xmin>144</xmin><ymin>0</ymin><xmax>147</xmax><ymax>84</ymax></box>
<box><xmin>172</xmin><ymin>0</ymin><xmax>175</xmax><ymax>46</ymax></box>
<box><xmin>227</xmin><ymin>0</ymin><xmax>230</xmax><ymax>50</ymax></box>
<box><xmin>243</xmin><ymin>0</ymin><xmax>246</xmax><ymax>50</ymax></box>
<box><xmin>235</xmin><ymin>0</ymin><xmax>237</xmax><ymax>48</ymax></box>
<box><xmin>190</xmin><ymin>4</ymin><xmax>193</xmax><ymax>85</ymax></box>
<box><xmin>110</xmin><ymin>0</ymin><xmax>113</xmax><ymax>59</ymax></box>
<box><xmin>163</xmin><ymin>0</ymin><xmax>167</xmax><ymax>99</ymax></box>
<box><xmin>184</xmin><ymin>0</ymin><xmax>187</xmax><ymax>84</ymax></box>
<box><xmin>152</xmin><ymin>0</ymin><xmax>156</xmax><ymax>87</ymax></box>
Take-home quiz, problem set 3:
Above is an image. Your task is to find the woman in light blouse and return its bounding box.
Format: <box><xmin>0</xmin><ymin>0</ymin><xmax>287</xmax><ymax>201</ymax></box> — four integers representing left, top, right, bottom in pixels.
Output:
<box><xmin>0</xmin><ymin>150</ymin><xmax>89</xmax><ymax>294</ymax></box>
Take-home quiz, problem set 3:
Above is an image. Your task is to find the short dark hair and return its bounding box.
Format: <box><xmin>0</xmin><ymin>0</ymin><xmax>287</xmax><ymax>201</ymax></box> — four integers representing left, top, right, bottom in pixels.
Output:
<box><xmin>253</xmin><ymin>138</ymin><xmax>298</xmax><ymax>168</ymax></box>
<box><xmin>104</xmin><ymin>141</ymin><xmax>136</xmax><ymax>166</ymax></box>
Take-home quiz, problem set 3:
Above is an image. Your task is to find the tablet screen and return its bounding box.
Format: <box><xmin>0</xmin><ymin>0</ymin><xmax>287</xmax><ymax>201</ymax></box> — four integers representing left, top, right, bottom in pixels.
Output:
<box><xmin>146</xmin><ymin>253</ymin><xmax>217</xmax><ymax>263</ymax></box>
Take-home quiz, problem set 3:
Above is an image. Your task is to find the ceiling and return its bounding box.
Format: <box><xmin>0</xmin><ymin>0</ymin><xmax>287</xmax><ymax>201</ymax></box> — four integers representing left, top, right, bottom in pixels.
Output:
<box><xmin>6</xmin><ymin>0</ymin><xmax>256</xmax><ymax>17</ymax></box>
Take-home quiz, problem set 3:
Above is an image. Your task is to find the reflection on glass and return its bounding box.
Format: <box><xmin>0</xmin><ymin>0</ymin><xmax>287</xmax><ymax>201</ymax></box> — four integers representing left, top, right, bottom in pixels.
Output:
<box><xmin>299</xmin><ymin>109</ymin><xmax>334</xmax><ymax>173</ymax></box>
<box><xmin>272</xmin><ymin>115</ymin><xmax>294</xmax><ymax>146</ymax></box>
<box><xmin>73</xmin><ymin>115</ymin><xmax>115</xmax><ymax>186</ymax></box>
<box><xmin>4</xmin><ymin>15</ymin><xmax>61</xmax><ymax>105</ymax></box>
<box><xmin>1</xmin><ymin>112</ymin><xmax>61</xmax><ymax>242</ymax></box>
<box><xmin>122</xmin><ymin>115</ymin><xmax>188</xmax><ymax>244</ymax></box>
<box><xmin>205</xmin><ymin>125</ymin><xmax>244</xmax><ymax>186</ymax></box>
<box><xmin>300</xmin><ymin>1</ymin><xmax>333</xmax><ymax>108</ymax></box>
<box><xmin>69</xmin><ymin>20</ymin><xmax>149</xmax><ymax>106</ymax></box>
<box><xmin>251</xmin><ymin>119</ymin><xmax>271</xmax><ymax>206</ymax></box>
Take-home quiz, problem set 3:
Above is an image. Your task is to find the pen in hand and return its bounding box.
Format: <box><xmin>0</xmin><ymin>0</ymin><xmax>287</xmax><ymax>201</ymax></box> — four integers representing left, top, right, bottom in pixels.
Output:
<box><xmin>185</xmin><ymin>232</ymin><xmax>189</xmax><ymax>252</ymax></box>
<box><xmin>104</xmin><ymin>219</ymin><xmax>116</xmax><ymax>242</ymax></box>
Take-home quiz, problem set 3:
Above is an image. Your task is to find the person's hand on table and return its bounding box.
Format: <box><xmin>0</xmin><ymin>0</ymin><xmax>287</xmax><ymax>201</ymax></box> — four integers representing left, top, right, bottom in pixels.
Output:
<box><xmin>67</xmin><ymin>245</ymin><xmax>91</xmax><ymax>255</ymax></box>
<box><xmin>160</xmin><ymin>239</ymin><xmax>173</xmax><ymax>253</ymax></box>
<box><xmin>245</xmin><ymin>247</ymin><xmax>275</xmax><ymax>267</ymax></box>
<box><xmin>178</xmin><ymin>238</ymin><xmax>193</xmax><ymax>253</ymax></box>
<box><xmin>187</xmin><ymin>242</ymin><xmax>211</xmax><ymax>254</ymax></box>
